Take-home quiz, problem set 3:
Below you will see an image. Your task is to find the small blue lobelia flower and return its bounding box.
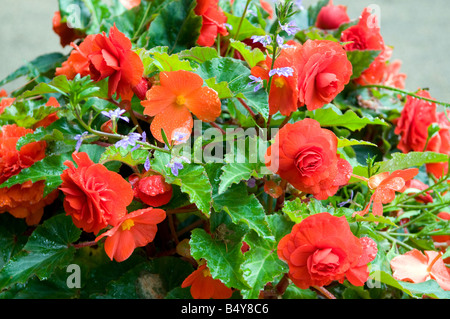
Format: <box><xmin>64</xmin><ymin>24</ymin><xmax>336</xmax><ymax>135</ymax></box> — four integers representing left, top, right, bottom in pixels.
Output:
<box><xmin>279</xmin><ymin>21</ymin><xmax>300</xmax><ymax>36</ymax></box>
<box><xmin>247</xmin><ymin>75</ymin><xmax>264</xmax><ymax>92</ymax></box>
<box><xmin>144</xmin><ymin>155</ymin><xmax>151</xmax><ymax>171</ymax></box>
<box><xmin>101</xmin><ymin>108</ymin><xmax>129</xmax><ymax>123</ymax></box>
<box><xmin>167</xmin><ymin>161</ymin><xmax>184</xmax><ymax>176</ymax></box>
<box><xmin>251</xmin><ymin>35</ymin><xmax>272</xmax><ymax>47</ymax></box>
<box><xmin>276</xmin><ymin>35</ymin><xmax>294</xmax><ymax>49</ymax></box>
<box><xmin>115</xmin><ymin>132</ymin><xmax>143</xmax><ymax>150</ymax></box>
<box><xmin>269</xmin><ymin>67</ymin><xmax>294</xmax><ymax>78</ymax></box>
<box><xmin>74</xmin><ymin>131</ymin><xmax>88</xmax><ymax>152</ymax></box>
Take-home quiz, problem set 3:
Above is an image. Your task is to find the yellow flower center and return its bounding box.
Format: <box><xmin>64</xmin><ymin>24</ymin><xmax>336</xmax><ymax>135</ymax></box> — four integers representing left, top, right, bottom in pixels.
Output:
<box><xmin>121</xmin><ymin>219</ymin><xmax>135</xmax><ymax>231</ymax></box>
<box><xmin>175</xmin><ymin>95</ymin><xmax>186</xmax><ymax>106</ymax></box>
<box><xmin>274</xmin><ymin>77</ymin><xmax>286</xmax><ymax>88</ymax></box>
<box><xmin>202</xmin><ymin>268</ymin><xmax>211</xmax><ymax>277</ymax></box>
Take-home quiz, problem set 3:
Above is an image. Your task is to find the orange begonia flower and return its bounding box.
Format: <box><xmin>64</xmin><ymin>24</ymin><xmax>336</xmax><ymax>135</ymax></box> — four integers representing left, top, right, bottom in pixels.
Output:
<box><xmin>390</xmin><ymin>249</ymin><xmax>450</xmax><ymax>291</ymax></box>
<box><xmin>59</xmin><ymin>152</ymin><xmax>134</xmax><ymax>234</ymax></box>
<box><xmin>0</xmin><ymin>181</ymin><xmax>59</xmax><ymax>225</ymax></box>
<box><xmin>195</xmin><ymin>0</ymin><xmax>229</xmax><ymax>47</ymax></box>
<box><xmin>355</xmin><ymin>168</ymin><xmax>419</xmax><ymax>217</ymax></box>
<box><xmin>95</xmin><ymin>207</ymin><xmax>166</xmax><ymax>262</ymax></box>
<box><xmin>55</xmin><ymin>34</ymin><xmax>96</xmax><ymax>80</ymax></box>
<box><xmin>181</xmin><ymin>262</ymin><xmax>233</xmax><ymax>299</ymax></box>
<box><xmin>251</xmin><ymin>42</ymin><xmax>302</xmax><ymax>116</ymax></box>
<box><xmin>88</xmin><ymin>25</ymin><xmax>144</xmax><ymax>101</ymax></box>
<box><xmin>0</xmin><ymin>124</ymin><xmax>56</xmax><ymax>225</ymax></box>
<box><xmin>141</xmin><ymin>70</ymin><xmax>221</xmax><ymax>143</ymax></box>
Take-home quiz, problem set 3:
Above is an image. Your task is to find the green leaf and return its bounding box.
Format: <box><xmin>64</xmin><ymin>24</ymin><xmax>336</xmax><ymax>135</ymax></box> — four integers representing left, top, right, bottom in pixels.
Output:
<box><xmin>240</xmin><ymin>214</ymin><xmax>293</xmax><ymax>299</ymax></box>
<box><xmin>346</xmin><ymin>50</ymin><xmax>382</xmax><ymax>79</ymax></box>
<box><xmin>223</xmin><ymin>12</ymin><xmax>266</xmax><ymax>41</ymax></box>
<box><xmin>146</xmin><ymin>0</ymin><xmax>202</xmax><ymax>54</ymax></box>
<box><xmin>218</xmin><ymin>136</ymin><xmax>267</xmax><ymax>194</ymax></box>
<box><xmin>353</xmin><ymin>213</ymin><xmax>397</xmax><ymax>227</ymax></box>
<box><xmin>59</xmin><ymin>0</ymin><xmax>110</xmax><ymax>34</ymax></box>
<box><xmin>178</xmin><ymin>46</ymin><xmax>219</xmax><ymax>64</ymax></box>
<box><xmin>99</xmin><ymin>145</ymin><xmax>149</xmax><ymax>168</ymax></box>
<box><xmin>337</xmin><ymin>137</ymin><xmax>377</xmax><ymax>148</ymax></box>
<box><xmin>152</xmin><ymin>153</ymin><xmax>212</xmax><ymax>216</ymax></box>
<box><xmin>213</xmin><ymin>183</ymin><xmax>272</xmax><ymax>239</ymax></box>
<box><xmin>376</xmin><ymin>151</ymin><xmax>450</xmax><ymax>173</ymax></box>
<box><xmin>189</xmin><ymin>227</ymin><xmax>249</xmax><ymax>290</ymax></box>
<box><xmin>229</xmin><ymin>39</ymin><xmax>266</xmax><ymax>68</ymax></box>
<box><xmin>307</xmin><ymin>104</ymin><xmax>388</xmax><ymax>131</ymax></box>
<box><xmin>0</xmin><ymin>154</ymin><xmax>72</xmax><ymax>197</ymax></box>
<box><xmin>0</xmin><ymin>99</ymin><xmax>61</xmax><ymax>128</ymax></box>
<box><xmin>0</xmin><ymin>214</ymin><xmax>28</xmax><ymax>270</ymax></box>
<box><xmin>0</xmin><ymin>214</ymin><xmax>81</xmax><ymax>289</ymax></box>
<box><xmin>195</xmin><ymin>57</ymin><xmax>269</xmax><ymax>120</ymax></box>
<box><xmin>19</xmin><ymin>75</ymin><xmax>71</xmax><ymax>99</ymax></box>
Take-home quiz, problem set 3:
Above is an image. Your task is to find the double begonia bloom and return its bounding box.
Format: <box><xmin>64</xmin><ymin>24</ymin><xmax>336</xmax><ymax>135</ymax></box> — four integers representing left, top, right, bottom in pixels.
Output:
<box><xmin>394</xmin><ymin>90</ymin><xmax>438</xmax><ymax>153</ymax></box>
<box><xmin>251</xmin><ymin>42</ymin><xmax>302</xmax><ymax>116</ymax></box>
<box><xmin>59</xmin><ymin>152</ymin><xmax>134</xmax><ymax>234</ymax></box>
<box><xmin>96</xmin><ymin>207</ymin><xmax>166</xmax><ymax>262</ymax></box>
<box><xmin>55</xmin><ymin>34</ymin><xmax>96</xmax><ymax>80</ymax></box>
<box><xmin>129</xmin><ymin>172</ymin><xmax>173</xmax><ymax>207</ymax></box>
<box><xmin>295</xmin><ymin>40</ymin><xmax>353</xmax><ymax>111</ymax></box>
<box><xmin>141</xmin><ymin>70</ymin><xmax>221</xmax><ymax>143</ymax></box>
<box><xmin>88</xmin><ymin>25</ymin><xmax>144</xmax><ymax>101</ymax></box>
<box><xmin>0</xmin><ymin>124</ymin><xmax>57</xmax><ymax>225</ymax></box>
<box><xmin>0</xmin><ymin>124</ymin><xmax>46</xmax><ymax>184</ymax></box>
<box><xmin>277</xmin><ymin>212</ymin><xmax>377</xmax><ymax>289</ymax></box>
<box><xmin>315</xmin><ymin>0</ymin><xmax>350</xmax><ymax>30</ymax></box>
<box><xmin>0</xmin><ymin>181</ymin><xmax>59</xmax><ymax>226</ymax></box>
<box><xmin>181</xmin><ymin>263</ymin><xmax>233</xmax><ymax>299</ymax></box>
<box><xmin>390</xmin><ymin>249</ymin><xmax>450</xmax><ymax>291</ymax></box>
<box><xmin>195</xmin><ymin>0</ymin><xmax>229</xmax><ymax>47</ymax></box>
<box><xmin>355</xmin><ymin>168</ymin><xmax>419</xmax><ymax>217</ymax></box>
<box><xmin>265</xmin><ymin>118</ymin><xmax>352</xmax><ymax>200</ymax></box>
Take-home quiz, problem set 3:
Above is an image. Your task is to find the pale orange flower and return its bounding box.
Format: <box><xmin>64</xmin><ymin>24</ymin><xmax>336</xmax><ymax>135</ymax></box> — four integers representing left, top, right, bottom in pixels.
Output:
<box><xmin>141</xmin><ymin>70</ymin><xmax>221</xmax><ymax>143</ymax></box>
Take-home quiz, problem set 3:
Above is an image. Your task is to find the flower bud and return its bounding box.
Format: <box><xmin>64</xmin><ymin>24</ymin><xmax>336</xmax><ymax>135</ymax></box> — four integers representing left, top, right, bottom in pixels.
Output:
<box><xmin>316</xmin><ymin>0</ymin><xmax>350</xmax><ymax>30</ymax></box>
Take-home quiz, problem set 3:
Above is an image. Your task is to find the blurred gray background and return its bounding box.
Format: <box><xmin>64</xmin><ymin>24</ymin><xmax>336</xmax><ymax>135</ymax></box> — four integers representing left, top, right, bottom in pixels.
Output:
<box><xmin>0</xmin><ymin>0</ymin><xmax>449</xmax><ymax>101</ymax></box>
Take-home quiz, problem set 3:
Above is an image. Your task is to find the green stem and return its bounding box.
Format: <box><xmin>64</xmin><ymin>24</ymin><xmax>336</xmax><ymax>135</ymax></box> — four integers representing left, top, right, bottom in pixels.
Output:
<box><xmin>225</xmin><ymin>0</ymin><xmax>252</xmax><ymax>57</ymax></box>
<box><xmin>360</xmin><ymin>84</ymin><xmax>450</xmax><ymax>108</ymax></box>
<box><xmin>377</xmin><ymin>231</ymin><xmax>415</xmax><ymax>250</ymax></box>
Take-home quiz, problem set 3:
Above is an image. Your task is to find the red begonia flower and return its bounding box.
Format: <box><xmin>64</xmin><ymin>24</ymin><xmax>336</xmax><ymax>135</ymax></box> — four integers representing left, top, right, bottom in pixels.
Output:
<box><xmin>265</xmin><ymin>118</ymin><xmax>352</xmax><ymax>200</ymax></box>
<box><xmin>181</xmin><ymin>263</ymin><xmax>233</xmax><ymax>299</ymax></box>
<box><xmin>400</xmin><ymin>179</ymin><xmax>433</xmax><ymax>204</ymax></box>
<box><xmin>0</xmin><ymin>124</ymin><xmax>56</xmax><ymax>225</ymax></box>
<box><xmin>59</xmin><ymin>152</ymin><xmax>134</xmax><ymax>234</ymax></box>
<box><xmin>55</xmin><ymin>34</ymin><xmax>96</xmax><ymax>80</ymax></box>
<box><xmin>315</xmin><ymin>0</ymin><xmax>350</xmax><ymax>30</ymax></box>
<box><xmin>129</xmin><ymin>172</ymin><xmax>173</xmax><ymax>207</ymax></box>
<box><xmin>277</xmin><ymin>212</ymin><xmax>377</xmax><ymax>289</ymax></box>
<box><xmin>251</xmin><ymin>42</ymin><xmax>302</xmax><ymax>116</ymax></box>
<box><xmin>390</xmin><ymin>249</ymin><xmax>450</xmax><ymax>291</ymax></box>
<box><xmin>195</xmin><ymin>0</ymin><xmax>229</xmax><ymax>47</ymax></box>
<box><xmin>0</xmin><ymin>124</ymin><xmax>46</xmax><ymax>184</ymax></box>
<box><xmin>295</xmin><ymin>40</ymin><xmax>352</xmax><ymax>111</ymax></box>
<box><xmin>141</xmin><ymin>70</ymin><xmax>221</xmax><ymax>143</ymax></box>
<box><xmin>88</xmin><ymin>25</ymin><xmax>144</xmax><ymax>101</ymax></box>
<box><xmin>96</xmin><ymin>207</ymin><xmax>166</xmax><ymax>262</ymax></box>
<box><xmin>394</xmin><ymin>90</ymin><xmax>438</xmax><ymax>153</ymax></box>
